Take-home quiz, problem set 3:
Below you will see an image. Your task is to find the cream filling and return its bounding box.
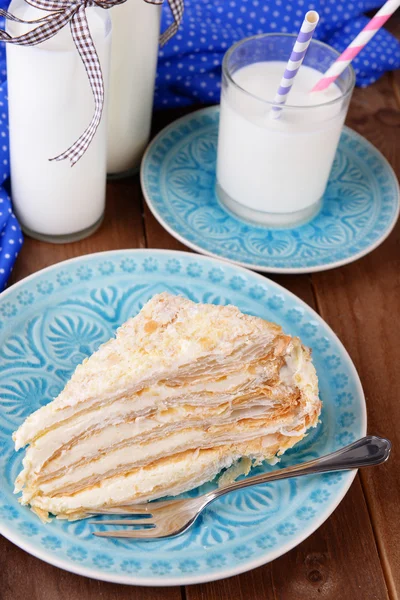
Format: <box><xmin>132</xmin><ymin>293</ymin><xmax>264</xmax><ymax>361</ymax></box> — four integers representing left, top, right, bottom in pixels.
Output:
<box><xmin>18</xmin><ymin>340</ymin><xmax>319</xmax><ymax>493</ymax></box>
<box><xmin>31</xmin><ymin>448</ymin><xmax>241</xmax><ymax>516</ymax></box>
<box><xmin>32</xmin><ymin>401</ymin><xmax>279</xmax><ymax>478</ymax></box>
<box><xmin>29</xmin><ymin>436</ymin><xmax>282</xmax><ymax>516</ymax></box>
<box><xmin>28</xmin><ymin>408</ymin><xmax>312</xmax><ymax>500</ymax></box>
<box><xmin>16</xmin><ymin>370</ymin><xmax>285</xmax><ymax>491</ymax></box>
<box><xmin>14</xmin><ymin>336</ymin><xmax>278</xmax><ymax>449</ymax></box>
<box><xmin>280</xmin><ymin>341</ymin><xmax>319</xmax><ymax>407</ymax></box>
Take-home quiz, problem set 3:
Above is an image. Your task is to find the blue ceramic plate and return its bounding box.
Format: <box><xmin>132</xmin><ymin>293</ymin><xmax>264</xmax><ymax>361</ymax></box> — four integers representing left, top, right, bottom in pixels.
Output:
<box><xmin>141</xmin><ymin>107</ymin><xmax>399</xmax><ymax>274</ymax></box>
<box><xmin>0</xmin><ymin>250</ymin><xmax>366</xmax><ymax>585</ymax></box>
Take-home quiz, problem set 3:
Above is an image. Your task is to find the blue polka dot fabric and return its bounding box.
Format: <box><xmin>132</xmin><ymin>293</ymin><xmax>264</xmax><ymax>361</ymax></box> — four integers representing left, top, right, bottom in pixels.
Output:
<box><xmin>155</xmin><ymin>0</ymin><xmax>400</xmax><ymax>108</ymax></box>
<box><xmin>0</xmin><ymin>2</ymin><xmax>23</xmax><ymax>293</ymax></box>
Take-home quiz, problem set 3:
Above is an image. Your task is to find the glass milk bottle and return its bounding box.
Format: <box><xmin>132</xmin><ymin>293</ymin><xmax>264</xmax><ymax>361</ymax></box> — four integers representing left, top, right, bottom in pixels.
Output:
<box><xmin>107</xmin><ymin>0</ymin><xmax>161</xmax><ymax>176</ymax></box>
<box><xmin>6</xmin><ymin>0</ymin><xmax>111</xmax><ymax>242</ymax></box>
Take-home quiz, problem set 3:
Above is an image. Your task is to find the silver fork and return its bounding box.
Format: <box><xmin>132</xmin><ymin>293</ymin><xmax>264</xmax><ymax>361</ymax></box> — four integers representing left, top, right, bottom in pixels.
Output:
<box><xmin>90</xmin><ymin>435</ymin><xmax>390</xmax><ymax>539</ymax></box>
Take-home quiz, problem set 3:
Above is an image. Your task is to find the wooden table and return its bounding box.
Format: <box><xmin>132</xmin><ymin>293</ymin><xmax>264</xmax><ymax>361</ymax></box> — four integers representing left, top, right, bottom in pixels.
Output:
<box><xmin>2</xmin><ymin>42</ymin><xmax>400</xmax><ymax>600</ymax></box>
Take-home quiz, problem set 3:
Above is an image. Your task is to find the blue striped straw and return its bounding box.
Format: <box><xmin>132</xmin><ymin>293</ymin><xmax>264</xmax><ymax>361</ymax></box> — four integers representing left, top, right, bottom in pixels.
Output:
<box><xmin>271</xmin><ymin>10</ymin><xmax>320</xmax><ymax>119</ymax></box>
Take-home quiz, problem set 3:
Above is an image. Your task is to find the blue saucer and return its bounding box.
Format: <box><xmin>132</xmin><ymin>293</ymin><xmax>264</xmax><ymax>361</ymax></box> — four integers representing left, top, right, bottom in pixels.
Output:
<box><xmin>141</xmin><ymin>107</ymin><xmax>399</xmax><ymax>274</ymax></box>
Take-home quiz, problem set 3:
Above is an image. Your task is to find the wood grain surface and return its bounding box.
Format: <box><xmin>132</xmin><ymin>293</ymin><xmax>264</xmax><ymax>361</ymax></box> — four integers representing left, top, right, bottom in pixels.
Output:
<box><xmin>311</xmin><ymin>72</ymin><xmax>400</xmax><ymax>600</ymax></box>
<box><xmin>2</xmin><ymin>34</ymin><xmax>400</xmax><ymax>600</ymax></box>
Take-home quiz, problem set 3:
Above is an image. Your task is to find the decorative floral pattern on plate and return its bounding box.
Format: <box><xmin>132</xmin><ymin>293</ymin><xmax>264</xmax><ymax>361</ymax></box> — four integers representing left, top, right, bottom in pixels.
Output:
<box><xmin>141</xmin><ymin>107</ymin><xmax>399</xmax><ymax>274</ymax></box>
<box><xmin>0</xmin><ymin>250</ymin><xmax>366</xmax><ymax>585</ymax></box>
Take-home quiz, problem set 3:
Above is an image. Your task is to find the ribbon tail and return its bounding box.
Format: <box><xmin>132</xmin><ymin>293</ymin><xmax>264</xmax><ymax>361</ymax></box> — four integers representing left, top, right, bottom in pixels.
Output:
<box><xmin>0</xmin><ymin>9</ymin><xmax>72</xmax><ymax>46</ymax></box>
<box><xmin>0</xmin><ymin>8</ymin><xmax>58</xmax><ymax>24</ymax></box>
<box><xmin>160</xmin><ymin>0</ymin><xmax>183</xmax><ymax>46</ymax></box>
<box><xmin>92</xmin><ymin>0</ymin><xmax>127</xmax><ymax>8</ymax></box>
<box><xmin>26</xmin><ymin>0</ymin><xmax>72</xmax><ymax>11</ymax></box>
<box><xmin>143</xmin><ymin>0</ymin><xmax>183</xmax><ymax>45</ymax></box>
<box><xmin>50</xmin><ymin>6</ymin><xmax>104</xmax><ymax>165</ymax></box>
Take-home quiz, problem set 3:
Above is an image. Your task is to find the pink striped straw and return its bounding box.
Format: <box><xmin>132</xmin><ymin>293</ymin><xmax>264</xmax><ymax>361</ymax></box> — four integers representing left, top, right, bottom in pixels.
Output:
<box><xmin>312</xmin><ymin>0</ymin><xmax>400</xmax><ymax>92</ymax></box>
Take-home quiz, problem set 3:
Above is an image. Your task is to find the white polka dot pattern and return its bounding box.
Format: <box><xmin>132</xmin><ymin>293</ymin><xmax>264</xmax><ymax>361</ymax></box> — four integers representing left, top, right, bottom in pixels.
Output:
<box><xmin>0</xmin><ymin>6</ymin><xmax>23</xmax><ymax>292</ymax></box>
<box><xmin>154</xmin><ymin>0</ymin><xmax>400</xmax><ymax>108</ymax></box>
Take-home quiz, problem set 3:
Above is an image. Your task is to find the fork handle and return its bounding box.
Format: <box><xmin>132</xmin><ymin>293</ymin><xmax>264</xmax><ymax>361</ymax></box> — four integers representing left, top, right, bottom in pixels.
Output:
<box><xmin>207</xmin><ymin>436</ymin><xmax>391</xmax><ymax>502</ymax></box>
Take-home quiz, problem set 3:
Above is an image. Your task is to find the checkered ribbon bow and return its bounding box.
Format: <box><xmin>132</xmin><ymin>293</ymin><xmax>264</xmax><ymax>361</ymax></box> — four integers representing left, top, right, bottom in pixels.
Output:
<box><xmin>0</xmin><ymin>0</ymin><xmax>184</xmax><ymax>165</ymax></box>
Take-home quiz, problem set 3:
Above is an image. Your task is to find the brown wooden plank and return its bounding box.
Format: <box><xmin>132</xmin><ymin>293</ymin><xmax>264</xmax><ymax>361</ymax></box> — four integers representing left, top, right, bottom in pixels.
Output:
<box><xmin>311</xmin><ymin>71</ymin><xmax>400</xmax><ymax>600</ymax></box>
<box><xmin>392</xmin><ymin>70</ymin><xmax>400</xmax><ymax>109</ymax></box>
<box><xmin>384</xmin><ymin>6</ymin><xmax>400</xmax><ymax>37</ymax></box>
<box><xmin>0</xmin><ymin>534</ymin><xmax>181</xmax><ymax>600</ymax></box>
<box><xmin>391</xmin><ymin>16</ymin><xmax>400</xmax><ymax>110</ymax></box>
<box><xmin>186</xmin><ymin>479</ymin><xmax>388</xmax><ymax>600</ymax></box>
<box><xmin>143</xmin><ymin>109</ymin><xmax>389</xmax><ymax>600</ymax></box>
<box><xmin>269</xmin><ymin>478</ymin><xmax>388</xmax><ymax>600</ymax></box>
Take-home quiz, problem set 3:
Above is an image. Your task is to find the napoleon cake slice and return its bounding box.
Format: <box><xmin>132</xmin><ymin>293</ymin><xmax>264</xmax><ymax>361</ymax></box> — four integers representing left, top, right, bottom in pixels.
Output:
<box><xmin>13</xmin><ymin>292</ymin><xmax>321</xmax><ymax>521</ymax></box>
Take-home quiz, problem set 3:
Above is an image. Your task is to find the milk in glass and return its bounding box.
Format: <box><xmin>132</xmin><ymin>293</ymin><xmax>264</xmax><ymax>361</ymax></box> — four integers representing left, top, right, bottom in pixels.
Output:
<box><xmin>107</xmin><ymin>0</ymin><xmax>161</xmax><ymax>175</ymax></box>
<box><xmin>217</xmin><ymin>36</ymin><xmax>354</xmax><ymax>227</ymax></box>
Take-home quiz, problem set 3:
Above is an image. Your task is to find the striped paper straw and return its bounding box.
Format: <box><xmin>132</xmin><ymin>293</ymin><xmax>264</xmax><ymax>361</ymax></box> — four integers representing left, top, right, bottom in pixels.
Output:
<box><xmin>271</xmin><ymin>10</ymin><xmax>320</xmax><ymax>118</ymax></box>
<box><xmin>312</xmin><ymin>0</ymin><xmax>400</xmax><ymax>92</ymax></box>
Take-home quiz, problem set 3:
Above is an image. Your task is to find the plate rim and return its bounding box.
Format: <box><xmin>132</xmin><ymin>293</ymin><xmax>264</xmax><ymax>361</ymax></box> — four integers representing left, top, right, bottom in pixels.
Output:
<box><xmin>0</xmin><ymin>248</ymin><xmax>367</xmax><ymax>586</ymax></box>
<box><xmin>140</xmin><ymin>105</ymin><xmax>400</xmax><ymax>275</ymax></box>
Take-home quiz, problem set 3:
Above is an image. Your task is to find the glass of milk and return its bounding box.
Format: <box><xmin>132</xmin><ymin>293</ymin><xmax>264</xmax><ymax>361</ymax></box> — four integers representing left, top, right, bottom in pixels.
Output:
<box><xmin>216</xmin><ymin>34</ymin><xmax>356</xmax><ymax>227</ymax></box>
<box><xmin>6</xmin><ymin>0</ymin><xmax>111</xmax><ymax>243</ymax></box>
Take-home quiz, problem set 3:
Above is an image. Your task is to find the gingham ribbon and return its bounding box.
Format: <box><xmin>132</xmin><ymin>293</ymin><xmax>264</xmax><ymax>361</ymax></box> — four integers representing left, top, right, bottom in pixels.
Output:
<box><xmin>146</xmin><ymin>0</ymin><xmax>183</xmax><ymax>45</ymax></box>
<box><xmin>0</xmin><ymin>0</ymin><xmax>184</xmax><ymax>165</ymax></box>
